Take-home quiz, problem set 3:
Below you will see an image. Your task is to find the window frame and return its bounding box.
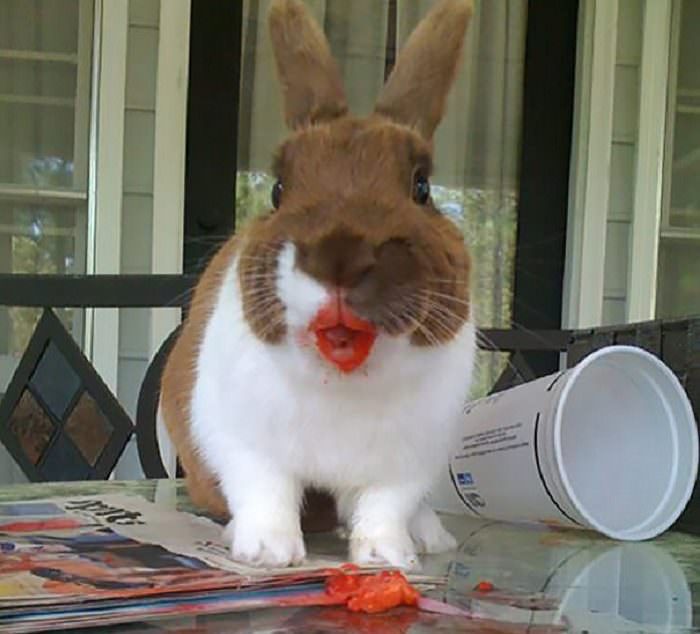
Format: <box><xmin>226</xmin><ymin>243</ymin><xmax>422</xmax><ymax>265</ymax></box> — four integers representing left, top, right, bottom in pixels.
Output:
<box><xmin>564</xmin><ymin>0</ymin><xmax>676</xmax><ymax>327</ymax></box>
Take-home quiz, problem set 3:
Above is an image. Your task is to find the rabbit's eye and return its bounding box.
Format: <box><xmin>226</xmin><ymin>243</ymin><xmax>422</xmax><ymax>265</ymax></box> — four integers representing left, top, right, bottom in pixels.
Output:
<box><xmin>412</xmin><ymin>174</ymin><xmax>430</xmax><ymax>205</ymax></box>
<box><xmin>271</xmin><ymin>180</ymin><xmax>283</xmax><ymax>209</ymax></box>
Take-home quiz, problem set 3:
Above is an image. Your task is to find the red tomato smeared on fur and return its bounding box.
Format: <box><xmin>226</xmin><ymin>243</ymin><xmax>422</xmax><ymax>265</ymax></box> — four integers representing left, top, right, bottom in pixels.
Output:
<box><xmin>310</xmin><ymin>300</ymin><xmax>377</xmax><ymax>373</ymax></box>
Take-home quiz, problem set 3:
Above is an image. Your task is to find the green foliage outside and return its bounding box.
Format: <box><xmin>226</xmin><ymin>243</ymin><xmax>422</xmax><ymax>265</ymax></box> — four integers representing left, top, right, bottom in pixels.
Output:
<box><xmin>4</xmin><ymin>209</ymin><xmax>78</xmax><ymax>357</ymax></box>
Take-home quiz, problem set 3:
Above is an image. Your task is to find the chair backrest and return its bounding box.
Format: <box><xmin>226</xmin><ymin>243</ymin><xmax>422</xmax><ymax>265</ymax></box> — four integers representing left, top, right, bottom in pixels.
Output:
<box><xmin>135</xmin><ymin>324</ymin><xmax>183</xmax><ymax>479</ymax></box>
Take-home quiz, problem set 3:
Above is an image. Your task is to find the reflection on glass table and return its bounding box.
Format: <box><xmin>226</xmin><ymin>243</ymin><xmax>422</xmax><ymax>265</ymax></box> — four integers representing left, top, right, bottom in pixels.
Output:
<box><xmin>0</xmin><ymin>479</ymin><xmax>699</xmax><ymax>633</ymax></box>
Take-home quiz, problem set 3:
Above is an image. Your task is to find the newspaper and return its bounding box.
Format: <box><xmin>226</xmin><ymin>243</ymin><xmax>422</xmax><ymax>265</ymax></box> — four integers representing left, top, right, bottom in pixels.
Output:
<box><xmin>0</xmin><ymin>493</ymin><xmax>373</xmax><ymax>631</ymax></box>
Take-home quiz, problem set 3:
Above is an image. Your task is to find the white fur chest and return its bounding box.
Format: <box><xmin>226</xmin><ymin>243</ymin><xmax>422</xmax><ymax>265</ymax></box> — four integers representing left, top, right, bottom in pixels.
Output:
<box><xmin>190</xmin><ymin>253</ymin><xmax>476</xmax><ymax>494</ymax></box>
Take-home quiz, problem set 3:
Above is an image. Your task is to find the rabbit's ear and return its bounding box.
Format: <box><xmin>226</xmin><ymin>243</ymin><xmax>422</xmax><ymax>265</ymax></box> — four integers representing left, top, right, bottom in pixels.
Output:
<box><xmin>268</xmin><ymin>0</ymin><xmax>348</xmax><ymax>129</ymax></box>
<box><xmin>375</xmin><ymin>0</ymin><xmax>473</xmax><ymax>140</ymax></box>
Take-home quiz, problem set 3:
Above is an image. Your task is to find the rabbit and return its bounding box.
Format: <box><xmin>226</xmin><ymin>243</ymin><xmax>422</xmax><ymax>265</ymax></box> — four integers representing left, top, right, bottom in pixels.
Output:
<box><xmin>159</xmin><ymin>0</ymin><xmax>476</xmax><ymax>571</ymax></box>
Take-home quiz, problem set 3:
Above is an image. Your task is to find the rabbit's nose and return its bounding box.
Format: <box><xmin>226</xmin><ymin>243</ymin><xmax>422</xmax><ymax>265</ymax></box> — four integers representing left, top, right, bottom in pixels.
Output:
<box><xmin>296</xmin><ymin>231</ymin><xmax>375</xmax><ymax>289</ymax></box>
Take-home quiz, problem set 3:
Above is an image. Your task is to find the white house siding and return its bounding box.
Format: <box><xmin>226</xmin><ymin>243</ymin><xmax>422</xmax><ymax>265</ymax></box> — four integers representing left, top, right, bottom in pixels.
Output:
<box><xmin>114</xmin><ymin>0</ymin><xmax>161</xmax><ymax>479</ymax></box>
<box><xmin>602</xmin><ymin>0</ymin><xmax>643</xmax><ymax>325</ymax></box>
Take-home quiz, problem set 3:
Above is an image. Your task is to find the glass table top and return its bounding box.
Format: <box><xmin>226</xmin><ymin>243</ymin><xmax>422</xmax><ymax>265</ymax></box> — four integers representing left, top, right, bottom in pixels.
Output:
<box><xmin>1</xmin><ymin>479</ymin><xmax>699</xmax><ymax>633</ymax></box>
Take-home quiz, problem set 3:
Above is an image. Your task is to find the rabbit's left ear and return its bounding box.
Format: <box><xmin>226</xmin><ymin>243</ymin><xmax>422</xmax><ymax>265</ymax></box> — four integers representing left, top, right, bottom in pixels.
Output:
<box><xmin>268</xmin><ymin>0</ymin><xmax>348</xmax><ymax>129</ymax></box>
<box><xmin>375</xmin><ymin>0</ymin><xmax>473</xmax><ymax>140</ymax></box>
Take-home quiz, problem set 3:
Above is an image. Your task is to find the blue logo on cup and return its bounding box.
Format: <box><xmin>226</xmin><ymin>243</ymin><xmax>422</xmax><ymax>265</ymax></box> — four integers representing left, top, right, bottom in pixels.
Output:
<box><xmin>457</xmin><ymin>472</ymin><xmax>473</xmax><ymax>486</ymax></box>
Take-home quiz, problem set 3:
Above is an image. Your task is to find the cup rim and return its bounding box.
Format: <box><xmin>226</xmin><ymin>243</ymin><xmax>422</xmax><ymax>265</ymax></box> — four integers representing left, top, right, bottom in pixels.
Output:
<box><xmin>552</xmin><ymin>345</ymin><xmax>699</xmax><ymax>540</ymax></box>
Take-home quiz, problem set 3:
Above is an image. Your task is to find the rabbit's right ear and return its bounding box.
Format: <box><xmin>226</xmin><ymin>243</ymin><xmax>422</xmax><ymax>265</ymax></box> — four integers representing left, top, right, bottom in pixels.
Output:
<box><xmin>375</xmin><ymin>0</ymin><xmax>473</xmax><ymax>140</ymax></box>
<box><xmin>268</xmin><ymin>0</ymin><xmax>348</xmax><ymax>129</ymax></box>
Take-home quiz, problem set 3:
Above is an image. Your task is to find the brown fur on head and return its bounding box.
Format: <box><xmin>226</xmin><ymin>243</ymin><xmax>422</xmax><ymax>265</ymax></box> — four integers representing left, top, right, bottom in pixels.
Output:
<box><xmin>240</xmin><ymin>0</ymin><xmax>474</xmax><ymax>348</ymax></box>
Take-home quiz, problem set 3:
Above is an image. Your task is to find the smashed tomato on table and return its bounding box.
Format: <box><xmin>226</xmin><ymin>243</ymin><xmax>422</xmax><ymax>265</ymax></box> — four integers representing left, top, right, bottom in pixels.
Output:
<box><xmin>325</xmin><ymin>566</ymin><xmax>421</xmax><ymax>614</ymax></box>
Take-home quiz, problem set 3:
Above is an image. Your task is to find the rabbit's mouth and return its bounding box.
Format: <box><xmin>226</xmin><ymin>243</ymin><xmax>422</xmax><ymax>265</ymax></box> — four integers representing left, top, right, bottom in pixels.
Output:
<box><xmin>309</xmin><ymin>297</ymin><xmax>377</xmax><ymax>373</ymax></box>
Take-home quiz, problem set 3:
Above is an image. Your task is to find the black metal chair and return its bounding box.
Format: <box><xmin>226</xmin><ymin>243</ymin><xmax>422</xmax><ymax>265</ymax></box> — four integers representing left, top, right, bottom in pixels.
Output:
<box><xmin>135</xmin><ymin>324</ymin><xmax>183</xmax><ymax>480</ymax></box>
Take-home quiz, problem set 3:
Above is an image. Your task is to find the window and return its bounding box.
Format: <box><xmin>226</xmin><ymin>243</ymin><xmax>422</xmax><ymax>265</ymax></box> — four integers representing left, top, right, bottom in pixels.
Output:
<box><xmin>0</xmin><ymin>0</ymin><xmax>190</xmax><ymax>484</ymax></box>
<box><xmin>0</xmin><ymin>0</ymin><xmax>93</xmax><ymax>394</ymax></box>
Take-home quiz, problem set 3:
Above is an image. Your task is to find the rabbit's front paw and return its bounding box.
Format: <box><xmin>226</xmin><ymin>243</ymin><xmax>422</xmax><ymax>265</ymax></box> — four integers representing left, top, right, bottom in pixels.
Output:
<box><xmin>410</xmin><ymin>504</ymin><xmax>458</xmax><ymax>554</ymax></box>
<box><xmin>225</xmin><ymin>517</ymin><xmax>305</xmax><ymax>568</ymax></box>
<box><xmin>350</xmin><ymin>529</ymin><xmax>420</xmax><ymax>571</ymax></box>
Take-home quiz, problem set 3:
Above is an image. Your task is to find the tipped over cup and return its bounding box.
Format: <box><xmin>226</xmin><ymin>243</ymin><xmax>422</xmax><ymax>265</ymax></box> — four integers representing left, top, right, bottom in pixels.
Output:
<box><xmin>429</xmin><ymin>345</ymin><xmax>699</xmax><ymax>540</ymax></box>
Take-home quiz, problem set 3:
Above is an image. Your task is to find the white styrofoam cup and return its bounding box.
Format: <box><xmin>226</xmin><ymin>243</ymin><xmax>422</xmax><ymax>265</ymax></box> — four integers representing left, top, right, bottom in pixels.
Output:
<box><xmin>430</xmin><ymin>345</ymin><xmax>698</xmax><ymax>540</ymax></box>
